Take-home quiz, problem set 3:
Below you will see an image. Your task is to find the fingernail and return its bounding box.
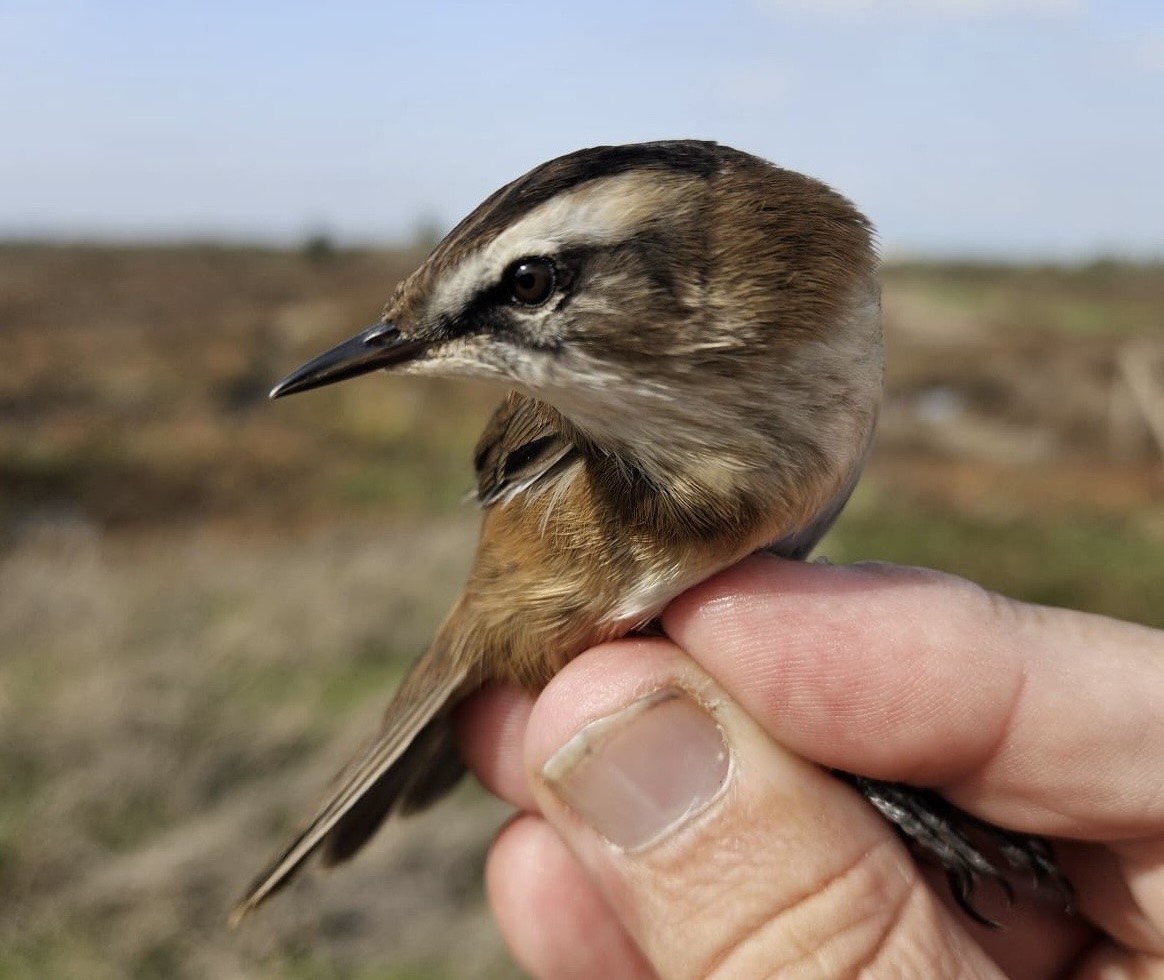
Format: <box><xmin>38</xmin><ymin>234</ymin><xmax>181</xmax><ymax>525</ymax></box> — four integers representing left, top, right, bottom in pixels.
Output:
<box><xmin>542</xmin><ymin>689</ymin><xmax>731</xmax><ymax>851</ymax></box>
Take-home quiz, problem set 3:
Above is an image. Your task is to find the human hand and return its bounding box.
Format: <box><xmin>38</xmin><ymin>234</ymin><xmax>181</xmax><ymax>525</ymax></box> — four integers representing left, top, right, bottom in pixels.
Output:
<box><xmin>456</xmin><ymin>555</ymin><xmax>1164</xmax><ymax>978</ymax></box>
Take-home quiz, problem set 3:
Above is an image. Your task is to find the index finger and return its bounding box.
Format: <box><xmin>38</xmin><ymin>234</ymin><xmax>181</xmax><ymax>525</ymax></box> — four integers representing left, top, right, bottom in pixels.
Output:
<box><xmin>661</xmin><ymin>555</ymin><xmax>1164</xmax><ymax>842</ymax></box>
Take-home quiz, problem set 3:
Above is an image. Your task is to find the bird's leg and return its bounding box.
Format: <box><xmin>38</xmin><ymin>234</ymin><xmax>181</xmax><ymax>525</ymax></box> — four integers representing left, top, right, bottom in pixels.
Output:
<box><xmin>834</xmin><ymin>772</ymin><xmax>1073</xmax><ymax>926</ymax></box>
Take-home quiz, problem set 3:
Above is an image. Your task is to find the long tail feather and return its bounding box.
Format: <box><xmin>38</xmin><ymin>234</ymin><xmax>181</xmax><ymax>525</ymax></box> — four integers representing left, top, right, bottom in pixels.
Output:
<box><xmin>321</xmin><ymin>715</ymin><xmax>466</xmax><ymax>865</ymax></box>
<box><xmin>230</xmin><ymin>632</ymin><xmax>471</xmax><ymax>925</ymax></box>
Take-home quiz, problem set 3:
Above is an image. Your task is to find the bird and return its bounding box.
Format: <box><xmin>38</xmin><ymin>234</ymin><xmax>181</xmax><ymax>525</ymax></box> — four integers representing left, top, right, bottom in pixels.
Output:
<box><xmin>232</xmin><ymin>140</ymin><xmax>1064</xmax><ymax>925</ymax></box>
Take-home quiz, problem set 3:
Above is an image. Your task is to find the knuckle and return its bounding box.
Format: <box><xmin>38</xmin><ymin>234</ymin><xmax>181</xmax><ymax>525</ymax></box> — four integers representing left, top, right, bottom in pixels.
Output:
<box><xmin>699</xmin><ymin>838</ymin><xmax>927</xmax><ymax>979</ymax></box>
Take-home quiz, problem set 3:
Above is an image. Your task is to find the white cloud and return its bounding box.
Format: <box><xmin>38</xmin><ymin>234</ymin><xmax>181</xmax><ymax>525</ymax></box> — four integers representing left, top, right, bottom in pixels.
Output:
<box><xmin>754</xmin><ymin>0</ymin><xmax>1085</xmax><ymax>19</ymax></box>
<box><xmin>1128</xmin><ymin>31</ymin><xmax>1164</xmax><ymax>74</ymax></box>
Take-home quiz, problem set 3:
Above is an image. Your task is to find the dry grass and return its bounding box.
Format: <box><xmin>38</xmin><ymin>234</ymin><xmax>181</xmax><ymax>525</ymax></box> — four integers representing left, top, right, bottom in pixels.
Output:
<box><xmin>1</xmin><ymin>245</ymin><xmax>1162</xmax><ymax>977</ymax></box>
<box><xmin>1</xmin><ymin>515</ymin><xmax>516</xmax><ymax>979</ymax></box>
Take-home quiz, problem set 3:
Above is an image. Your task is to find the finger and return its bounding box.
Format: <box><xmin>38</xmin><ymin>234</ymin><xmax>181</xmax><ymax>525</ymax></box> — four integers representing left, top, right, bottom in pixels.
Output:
<box><xmin>662</xmin><ymin>555</ymin><xmax>1164</xmax><ymax>841</ymax></box>
<box><xmin>1070</xmin><ymin>942</ymin><xmax>1164</xmax><ymax>978</ymax></box>
<box><xmin>486</xmin><ymin>813</ymin><xmax>655</xmax><ymax>980</ymax></box>
<box><xmin>1055</xmin><ymin>839</ymin><xmax>1164</xmax><ymax>955</ymax></box>
<box><xmin>522</xmin><ymin>639</ymin><xmax>1016</xmax><ymax>979</ymax></box>
<box><xmin>917</xmin><ymin>862</ymin><xmax>1094</xmax><ymax>976</ymax></box>
<box><xmin>454</xmin><ymin>683</ymin><xmax>536</xmax><ymax>810</ymax></box>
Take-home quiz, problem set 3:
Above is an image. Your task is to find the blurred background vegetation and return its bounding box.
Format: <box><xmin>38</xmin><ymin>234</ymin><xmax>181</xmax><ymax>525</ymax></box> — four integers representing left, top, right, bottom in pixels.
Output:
<box><xmin>2</xmin><ymin>242</ymin><xmax>1161</xmax><ymax>979</ymax></box>
<box><xmin>3</xmin><ymin>1</ymin><xmax>1164</xmax><ymax>978</ymax></box>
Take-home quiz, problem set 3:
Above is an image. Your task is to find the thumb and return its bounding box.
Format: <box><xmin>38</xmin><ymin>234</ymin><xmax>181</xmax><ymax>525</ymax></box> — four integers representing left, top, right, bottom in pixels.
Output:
<box><xmin>521</xmin><ymin>640</ymin><xmax>999</xmax><ymax>979</ymax></box>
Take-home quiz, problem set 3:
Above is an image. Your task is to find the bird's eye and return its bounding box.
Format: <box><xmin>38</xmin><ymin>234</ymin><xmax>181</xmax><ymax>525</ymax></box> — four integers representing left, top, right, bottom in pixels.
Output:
<box><xmin>507</xmin><ymin>258</ymin><xmax>556</xmax><ymax>306</ymax></box>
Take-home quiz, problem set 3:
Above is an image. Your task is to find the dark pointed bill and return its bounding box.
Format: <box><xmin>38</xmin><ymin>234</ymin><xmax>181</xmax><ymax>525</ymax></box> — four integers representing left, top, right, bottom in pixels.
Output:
<box><xmin>269</xmin><ymin>322</ymin><xmax>428</xmax><ymax>399</ymax></box>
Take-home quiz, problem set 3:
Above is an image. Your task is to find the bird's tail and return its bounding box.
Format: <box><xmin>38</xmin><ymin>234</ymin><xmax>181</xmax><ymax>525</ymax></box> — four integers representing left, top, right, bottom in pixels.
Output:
<box><xmin>230</xmin><ymin>613</ymin><xmax>473</xmax><ymax>925</ymax></box>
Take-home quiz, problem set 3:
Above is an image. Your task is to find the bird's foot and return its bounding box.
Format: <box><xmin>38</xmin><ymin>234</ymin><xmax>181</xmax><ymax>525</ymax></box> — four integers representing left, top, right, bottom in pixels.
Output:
<box><xmin>835</xmin><ymin>772</ymin><xmax>1073</xmax><ymax>927</ymax></box>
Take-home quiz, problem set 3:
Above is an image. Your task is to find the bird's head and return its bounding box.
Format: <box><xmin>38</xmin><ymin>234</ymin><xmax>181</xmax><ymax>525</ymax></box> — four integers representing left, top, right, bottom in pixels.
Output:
<box><xmin>272</xmin><ymin>141</ymin><xmax>883</xmax><ymax>484</ymax></box>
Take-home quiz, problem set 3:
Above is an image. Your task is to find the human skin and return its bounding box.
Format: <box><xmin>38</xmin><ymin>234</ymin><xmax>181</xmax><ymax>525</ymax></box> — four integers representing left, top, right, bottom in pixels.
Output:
<box><xmin>455</xmin><ymin>555</ymin><xmax>1164</xmax><ymax>978</ymax></box>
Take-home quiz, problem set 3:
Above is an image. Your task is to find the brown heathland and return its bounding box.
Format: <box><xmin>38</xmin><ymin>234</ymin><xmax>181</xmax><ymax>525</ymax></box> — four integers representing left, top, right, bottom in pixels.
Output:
<box><xmin>2</xmin><ymin>245</ymin><xmax>1162</xmax><ymax>978</ymax></box>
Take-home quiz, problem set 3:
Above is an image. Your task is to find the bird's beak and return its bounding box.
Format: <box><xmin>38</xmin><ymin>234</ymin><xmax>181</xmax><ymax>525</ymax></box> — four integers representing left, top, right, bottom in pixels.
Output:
<box><xmin>269</xmin><ymin>322</ymin><xmax>428</xmax><ymax>399</ymax></box>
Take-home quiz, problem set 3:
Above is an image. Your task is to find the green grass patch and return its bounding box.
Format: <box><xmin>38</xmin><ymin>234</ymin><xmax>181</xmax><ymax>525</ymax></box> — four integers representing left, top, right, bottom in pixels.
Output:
<box><xmin>329</xmin><ymin>456</ymin><xmax>471</xmax><ymax>515</ymax></box>
<box><xmin>882</xmin><ymin>261</ymin><xmax>1164</xmax><ymax>335</ymax></box>
<box><xmin>226</xmin><ymin>644</ymin><xmax>411</xmax><ymax>724</ymax></box>
<box><xmin>823</xmin><ymin>496</ymin><xmax>1164</xmax><ymax>628</ymax></box>
<box><xmin>274</xmin><ymin>955</ymin><xmax>455</xmax><ymax>980</ymax></box>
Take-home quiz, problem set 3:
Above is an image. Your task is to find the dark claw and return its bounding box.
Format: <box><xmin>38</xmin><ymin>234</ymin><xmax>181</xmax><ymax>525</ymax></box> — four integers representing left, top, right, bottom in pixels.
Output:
<box><xmin>834</xmin><ymin>772</ymin><xmax>1074</xmax><ymax>926</ymax></box>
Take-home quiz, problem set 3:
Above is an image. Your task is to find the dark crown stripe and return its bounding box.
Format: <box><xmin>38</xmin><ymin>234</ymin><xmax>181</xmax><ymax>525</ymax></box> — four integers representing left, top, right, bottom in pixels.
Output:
<box><xmin>432</xmin><ymin>141</ymin><xmax>726</xmax><ymax>264</ymax></box>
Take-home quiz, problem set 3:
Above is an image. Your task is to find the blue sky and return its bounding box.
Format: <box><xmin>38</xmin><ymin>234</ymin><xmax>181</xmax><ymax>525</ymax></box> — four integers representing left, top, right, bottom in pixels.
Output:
<box><xmin>1</xmin><ymin>0</ymin><xmax>1161</xmax><ymax>257</ymax></box>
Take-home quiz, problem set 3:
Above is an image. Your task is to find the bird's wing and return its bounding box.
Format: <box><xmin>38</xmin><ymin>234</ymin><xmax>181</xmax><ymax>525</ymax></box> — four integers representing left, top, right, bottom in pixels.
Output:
<box><xmin>765</xmin><ymin>433</ymin><xmax>874</xmax><ymax>560</ymax></box>
<box><xmin>473</xmin><ymin>391</ymin><xmax>579</xmax><ymax>507</ymax></box>
<box><xmin>234</xmin><ymin>395</ymin><xmax>586</xmax><ymax>924</ymax></box>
